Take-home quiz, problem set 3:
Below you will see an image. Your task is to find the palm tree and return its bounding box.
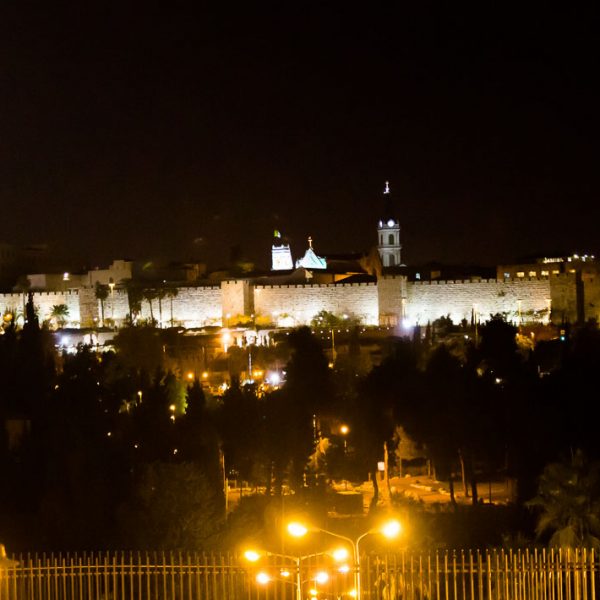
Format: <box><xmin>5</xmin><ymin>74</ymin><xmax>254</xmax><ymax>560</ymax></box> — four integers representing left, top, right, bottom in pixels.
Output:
<box><xmin>165</xmin><ymin>287</ymin><xmax>179</xmax><ymax>327</ymax></box>
<box><xmin>526</xmin><ymin>449</ymin><xmax>600</xmax><ymax>548</ymax></box>
<box><xmin>143</xmin><ymin>288</ymin><xmax>158</xmax><ymax>325</ymax></box>
<box><xmin>95</xmin><ymin>282</ymin><xmax>109</xmax><ymax>327</ymax></box>
<box><xmin>124</xmin><ymin>280</ymin><xmax>143</xmax><ymax>324</ymax></box>
<box><xmin>50</xmin><ymin>304</ymin><xmax>70</xmax><ymax>329</ymax></box>
<box><xmin>15</xmin><ymin>274</ymin><xmax>31</xmax><ymax>319</ymax></box>
<box><xmin>156</xmin><ymin>286</ymin><xmax>167</xmax><ymax>328</ymax></box>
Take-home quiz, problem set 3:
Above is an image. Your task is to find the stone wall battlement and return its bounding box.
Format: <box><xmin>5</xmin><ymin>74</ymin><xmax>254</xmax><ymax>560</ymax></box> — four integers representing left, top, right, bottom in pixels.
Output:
<box><xmin>411</xmin><ymin>277</ymin><xmax>549</xmax><ymax>286</ymax></box>
<box><xmin>255</xmin><ymin>282</ymin><xmax>376</xmax><ymax>290</ymax></box>
<box><xmin>0</xmin><ymin>290</ymin><xmax>80</xmax><ymax>298</ymax></box>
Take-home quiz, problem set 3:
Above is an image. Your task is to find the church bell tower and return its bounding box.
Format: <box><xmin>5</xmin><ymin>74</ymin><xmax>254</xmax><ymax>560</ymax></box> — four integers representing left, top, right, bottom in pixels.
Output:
<box><xmin>377</xmin><ymin>181</ymin><xmax>402</xmax><ymax>267</ymax></box>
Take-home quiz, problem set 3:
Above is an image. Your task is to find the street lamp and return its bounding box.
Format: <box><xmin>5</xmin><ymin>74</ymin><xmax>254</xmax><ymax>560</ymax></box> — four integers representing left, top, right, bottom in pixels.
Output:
<box><xmin>340</xmin><ymin>424</ymin><xmax>350</xmax><ymax>489</ymax></box>
<box><xmin>243</xmin><ymin>547</ymin><xmax>343</xmax><ymax>600</ymax></box>
<box><xmin>286</xmin><ymin>519</ymin><xmax>402</xmax><ymax>600</ymax></box>
<box><xmin>108</xmin><ymin>278</ymin><xmax>115</xmax><ymax>325</ymax></box>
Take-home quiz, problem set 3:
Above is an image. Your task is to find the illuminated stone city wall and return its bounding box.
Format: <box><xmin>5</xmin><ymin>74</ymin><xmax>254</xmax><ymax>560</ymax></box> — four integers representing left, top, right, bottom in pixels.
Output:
<box><xmin>584</xmin><ymin>277</ymin><xmax>600</xmax><ymax>323</ymax></box>
<box><xmin>254</xmin><ymin>282</ymin><xmax>379</xmax><ymax>326</ymax></box>
<box><xmin>404</xmin><ymin>278</ymin><xmax>552</xmax><ymax>326</ymax></box>
<box><xmin>0</xmin><ymin>291</ymin><xmax>81</xmax><ymax>326</ymax></box>
<box><xmin>2</xmin><ymin>274</ymin><xmax>592</xmax><ymax>332</ymax></box>
<box><xmin>377</xmin><ymin>275</ymin><xmax>408</xmax><ymax>325</ymax></box>
<box><xmin>221</xmin><ymin>280</ymin><xmax>254</xmax><ymax>322</ymax></box>
<box><xmin>111</xmin><ymin>286</ymin><xmax>223</xmax><ymax>328</ymax></box>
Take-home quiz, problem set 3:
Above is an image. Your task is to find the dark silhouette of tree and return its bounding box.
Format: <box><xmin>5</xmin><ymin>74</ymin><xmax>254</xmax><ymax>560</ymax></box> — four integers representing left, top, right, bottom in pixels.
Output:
<box><xmin>165</xmin><ymin>287</ymin><xmax>179</xmax><ymax>327</ymax></box>
<box><xmin>216</xmin><ymin>380</ymin><xmax>262</xmax><ymax>485</ymax></box>
<box><xmin>356</xmin><ymin>339</ymin><xmax>420</xmax><ymax>510</ymax></box>
<box><xmin>156</xmin><ymin>286</ymin><xmax>167</xmax><ymax>327</ymax></box>
<box><xmin>39</xmin><ymin>347</ymin><xmax>128</xmax><ymax>548</ymax></box>
<box><xmin>95</xmin><ymin>282</ymin><xmax>109</xmax><ymax>326</ymax></box>
<box><xmin>133</xmin><ymin>369</ymin><xmax>173</xmax><ymax>462</ymax></box>
<box><xmin>477</xmin><ymin>315</ymin><xmax>521</xmax><ymax>381</ymax></box>
<box><xmin>118</xmin><ymin>462</ymin><xmax>223</xmax><ymax>549</ymax></box>
<box><xmin>124</xmin><ymin>281</ymin><xmax>143</xmax><ymax>324</ymax></box>
<box><xmin>526</xmin><ymin>449</ymin><xmax>600</xmax><ymax>548</ymax></box>
<box><xmin>280</xmin><ymin>327</ymin><xmax>333</xmax><ymax>490</ymax></box>
<box><xmin>261</xmin><ymin>389</ymin><xmax>294</xmax><ymax>495</ymax></box>
<box><xmin>143</xmin><ymin>288</ymin><xmax>158</xmax><ymax>325</ymax></box>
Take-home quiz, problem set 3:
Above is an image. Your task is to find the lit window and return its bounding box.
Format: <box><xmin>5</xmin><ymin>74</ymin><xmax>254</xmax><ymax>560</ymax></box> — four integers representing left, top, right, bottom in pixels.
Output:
<box><xmin>529</xmin><ymin>271</ymin><xmax>537</xmax><ymax>277</ymax></box>
<box><xmin>552</xmin><ymin>270</ymin><xmax>560</xmax><ymax>275</ymax></box>
<box><xmin>516</xmin><ymin>272</ymin><xmax>525</xmax><ymax>278</ymax></box>
<box><xmin>503</xmin><ymin>273</ymin><xmax>510</xmax><ymax>279</ymax></box>
<box><xmin>541</xmin><ymin>270</ymin><xmax>549</xmax><ymax>276</ymax></box>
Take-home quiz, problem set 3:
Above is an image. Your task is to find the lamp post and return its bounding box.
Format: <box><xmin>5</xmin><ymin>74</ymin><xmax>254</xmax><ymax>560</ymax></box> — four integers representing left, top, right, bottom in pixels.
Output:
<box><xmin>287</xmin><ymin>519</ymin><xmax>402</xmax><ymax>600</ymax></box>
<box><xmin>340</xmin><ymin>424</ymin><xmax>350</xmax><ymax>490</ymax></box>
<box><xmin>244</xmin><ymin>547</ymin><xmax>347</xmax><ymax>600</ymax></box>
<box><xmin>246</xmin><ymin>550</ymin><xmax>302</xmax><ymax>600</ymax></box>
<box><xmin>108</xmin><ymin>278</ymin><xmax>115</xmax><ymax>324</ymax></box>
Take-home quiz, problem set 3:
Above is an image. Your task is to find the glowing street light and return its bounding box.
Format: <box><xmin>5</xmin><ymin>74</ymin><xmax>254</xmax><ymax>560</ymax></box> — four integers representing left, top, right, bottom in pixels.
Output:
<box><xmin>314</xmin><ymin>571</ymin><xmax>329</xmax><ymax>585</ymax></box>
<box><xmin>287</xmin><ymin>522</ymin><xmax>308</xmax><ymax>537</ymax></box>
<box><xmin>243</xmin><ymin>546</ymin><xmax>337</xmax><ymax>600</ymax></box>
<box><xmin>244</xmin><ymin>550</ymin><xmax>261</xmax><ymax>562</ymax></box>
<box><xmin>339</xmin><ymin>424</ymin><xmax>350</xmax><ymax>489</ymax></box>
<box><xmin>332</xmin><ymin>547</ymin><xmax>349</xmax><ymax>562</ymax></box>
<box><xmin>286</xmin><ymin>519</ymin><xmax>402</xmax><ymax>600</ymax></box>
<box><xmin>256</xmin><ymin>572</ymin><xmax>271</xmax><ymax>585</ymax></box>
<box><xmin>382</xmin><ymin>519</ymin><xmax>402</xmax><ymax>539</ymax></box>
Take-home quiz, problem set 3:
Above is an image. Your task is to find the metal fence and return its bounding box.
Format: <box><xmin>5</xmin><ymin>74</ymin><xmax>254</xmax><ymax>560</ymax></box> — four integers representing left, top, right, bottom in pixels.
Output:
<box><xmin>0</xmin><ymin>548</ymin><xmax>596</xmax><ymax>600</ymax></box>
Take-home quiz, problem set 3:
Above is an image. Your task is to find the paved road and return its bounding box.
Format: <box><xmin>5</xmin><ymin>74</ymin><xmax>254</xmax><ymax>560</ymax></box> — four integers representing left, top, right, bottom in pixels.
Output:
<box><xmin>332</xmin><ymin>475</ymin><xmax>513</xmax><ymax>511</ymax></box>
<box><xmin>226</xmin><ymin>475</ymin><xmax>514</xmax><ymax>514</ymax></box>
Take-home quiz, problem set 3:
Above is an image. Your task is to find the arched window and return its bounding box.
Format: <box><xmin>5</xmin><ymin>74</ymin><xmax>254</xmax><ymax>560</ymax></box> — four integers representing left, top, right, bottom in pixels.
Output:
<box><xmin>388</xmin><ymin>233</ymin><xmax>394</xmax><ymax>245</ymax></box>
<box><xmin>380</xmin><ymin>234</ymin><xmax>383</xmax><ymax>245</ymax></box>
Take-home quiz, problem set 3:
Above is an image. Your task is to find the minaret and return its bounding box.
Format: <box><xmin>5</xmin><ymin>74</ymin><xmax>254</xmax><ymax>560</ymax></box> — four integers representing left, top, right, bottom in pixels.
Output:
<box><xmin>377</xmin><ymin>181</ymin><xmax>402</xmax><ymax>267</ymax></box>
<box><xmin>271</xmin><ymin>230</ymin><xmax>293</xmax><ymax>270</ymax></box>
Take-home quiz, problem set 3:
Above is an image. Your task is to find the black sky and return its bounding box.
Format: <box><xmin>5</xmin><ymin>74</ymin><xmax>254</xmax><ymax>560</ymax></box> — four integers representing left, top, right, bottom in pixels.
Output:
<box><xmin>1</xmin><ymin>6</ymin><xmax>598</xmax><ymax>271</ymax></box>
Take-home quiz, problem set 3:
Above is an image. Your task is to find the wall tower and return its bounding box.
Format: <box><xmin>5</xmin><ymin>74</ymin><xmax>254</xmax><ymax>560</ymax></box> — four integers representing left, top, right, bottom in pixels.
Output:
<box><xmin>271</xmin><ymin>230</ymin><xmax>293</xmax><ymax>270</ymax></box>
<box><xmin>377</xmin><ymin>181</ymin><xmax>402</xmax><ymax>267</ymax></box>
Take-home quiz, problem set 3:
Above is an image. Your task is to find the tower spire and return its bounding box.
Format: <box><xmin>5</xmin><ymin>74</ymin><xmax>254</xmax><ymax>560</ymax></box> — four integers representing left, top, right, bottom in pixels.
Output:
<box><xmin>377</xmin><ymin>181</ymin><xmax>402</xmax><ymax>268</ymax></box>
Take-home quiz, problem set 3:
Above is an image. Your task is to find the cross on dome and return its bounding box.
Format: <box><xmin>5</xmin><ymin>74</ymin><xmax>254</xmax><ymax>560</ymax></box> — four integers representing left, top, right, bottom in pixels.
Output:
<box><xmin>384</xmin><ymin>181</ymin><xmax>390</xmax><ymax>194</ymax></box>
<box><xmin>308</xmin><ymin>236</ymin><xmax>313</xmax><ymax>248</ymax></box>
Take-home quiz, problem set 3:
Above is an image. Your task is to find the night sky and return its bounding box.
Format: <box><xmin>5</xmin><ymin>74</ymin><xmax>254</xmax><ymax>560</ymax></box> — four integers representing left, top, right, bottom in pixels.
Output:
<box><xmin>1</xmin><ymin>6</ymin><xmax>598</xmax><ymax>271</ymax></box>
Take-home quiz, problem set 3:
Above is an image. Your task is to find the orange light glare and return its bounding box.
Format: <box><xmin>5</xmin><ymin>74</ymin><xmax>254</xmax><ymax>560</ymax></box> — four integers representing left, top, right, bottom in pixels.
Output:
<box><xmin>315</xmin><ymin>571</ymin><xmax>329</xmax><ymax>584</ymax></box>
<box><xmin>381</xmin><ymin>519</ymin><xmax>402</xmax><ymax>539</ymax></box>
<box><xmin>287</xmin><ymin>522</ymin><xmax>308</xmax><ymax>537</ymax></box>
<box><xmin>340</xmin><ymin>425</ymin><xmax>349</xmax><ymax>435</ymax></box>
<box><xmin>256</xmin><ymin>572</ymin><xmax>271</xmax><ymax>585</ymax></box>
<box><xmin>244</xmin><ymin>550</ymin><xmax>260</xmax><ymax>562</ymax></box>
<box><xmin>332</xmin><ymin>548</ymin><xmax>349</xmax><ymax>562</ymax></box>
